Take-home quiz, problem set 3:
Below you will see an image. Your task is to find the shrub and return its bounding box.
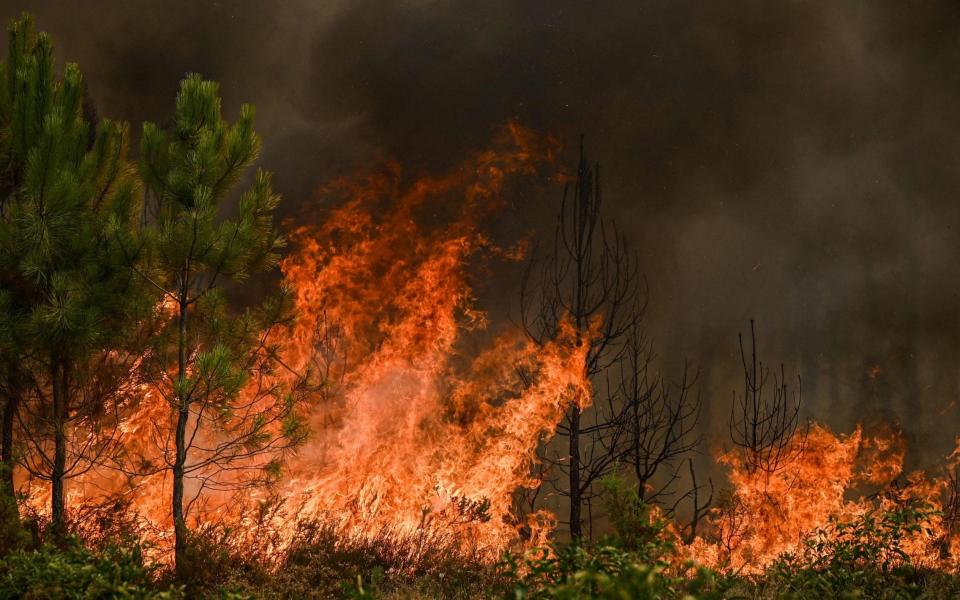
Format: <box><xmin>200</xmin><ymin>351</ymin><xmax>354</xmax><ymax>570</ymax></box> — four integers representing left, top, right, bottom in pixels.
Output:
<box><xmin>499</xmin><ymin>474</ymin><xmax>725</xmax><ymax>599</ymax></box>
<box><xmin>758</xmin><ymin>503</ymin><xmax>949</xmax><ymax>599</ymax></box>
<box><xmin>0</xmin><ymin>539</ymin><xmax>177</xmax><ymax>599</ymax></box>
<box><xmin>199</xmin><ymin>518</ymin><xmax>500</xmax><ymax>599</ymax></box>
<box><xmin>500</xmin><ymin>543</ymin><xmax>723</xmax><ymax>599</ymax></box>
<box><xmin>0</xmin><ymin>493</ymin><xmax>29</xmax><ymax>557</ymax></box>
<box><xmin>597</xmin><ymin>472</ymin><xmax>675</xmax><ymax>562</ymax></box>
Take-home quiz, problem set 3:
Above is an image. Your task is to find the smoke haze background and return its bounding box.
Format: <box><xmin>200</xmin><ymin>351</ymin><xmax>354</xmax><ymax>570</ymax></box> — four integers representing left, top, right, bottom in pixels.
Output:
<box><xmin>5</xmin><ymin>0</ymin><xmax>960</xmax><ymax>469</ymax></box>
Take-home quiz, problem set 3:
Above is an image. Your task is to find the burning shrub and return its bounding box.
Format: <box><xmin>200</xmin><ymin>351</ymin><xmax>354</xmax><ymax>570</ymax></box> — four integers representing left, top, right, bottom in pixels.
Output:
<box><xmin>155</xmin><ymin>510</ymin><xmax>504</xmax><ymax>599</ymax></box>
<box><xmin>498</xmin><ymin>476</ymin><xmax>725</xmax><ymax>599</ymax></box>
<box><xmin>757</xmin><ymin>503</ymin><xmax>957</xmax><ymax>599</ymax></box>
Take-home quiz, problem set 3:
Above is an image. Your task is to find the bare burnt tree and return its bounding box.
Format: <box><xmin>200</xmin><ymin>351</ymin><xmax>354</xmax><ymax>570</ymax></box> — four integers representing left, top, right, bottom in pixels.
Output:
<box><xmin>520</xmin><ymin>137</ymin><xmax>643</xmax><ymax>539</ymax></box>
<box><xmin>614</xmin><ymin>319</ymin><xmax>703</xmax><ymax>505</ymax></box>
<box><xmin>728</xmin><ymin>319</ymin><xmax>806</xmax><ymax>477</ymax></box>
<box><xmin>575</xmin><ymin>376</ymin><xmax>635</xmax><ymax>540</ymax></box>
<box><xmin>676</xmin><ymin>457</ymin><xmax>714</xmax><ymax>544</ymax></box>
<box><xmin>304</xmin><ymin>306</ymin><xmax>350</xmax><ymax>451</ymax></box>
<box><xmin>601</xmin><ymin>318</ymin><xmax>712</xmax><ymax>543</ymax></box>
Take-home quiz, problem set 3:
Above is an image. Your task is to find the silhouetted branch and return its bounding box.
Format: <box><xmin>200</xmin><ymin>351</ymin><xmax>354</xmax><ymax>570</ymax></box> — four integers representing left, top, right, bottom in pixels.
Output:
<box><xmin>728</xmin><ymin>319</ymin><xmax>807</xmax><ymax>477</ymax></box>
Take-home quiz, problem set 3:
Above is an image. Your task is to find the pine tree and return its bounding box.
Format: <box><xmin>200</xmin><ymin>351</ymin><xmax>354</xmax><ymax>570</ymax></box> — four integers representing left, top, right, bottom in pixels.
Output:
<box><xmin>135</xmin><ymin>74</ymin><xmax>303</xmax><ymax>576</ymax></box>
<box><xmin>0</xmin><ymin>13</ymin><xmax>50</xmax><ymax>518</ymax></box>
<box><xmin>0</xmin><ymin>13</ymin><xmax>150</xmax><ymax>536</ymax></box>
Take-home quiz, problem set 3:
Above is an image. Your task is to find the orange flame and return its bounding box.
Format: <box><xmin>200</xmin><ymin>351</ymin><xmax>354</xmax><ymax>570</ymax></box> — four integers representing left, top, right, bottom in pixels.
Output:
<box><xmin>24</xmin><ymin>123</ymin><xmax>590</xmax><ymax>560</ymax></box>
<box><xmin>265</xmin><ymin>123</ymin><xmax>581</xmax><ymax>555</ymax></box>
<box><xmin>20</xmin><ymin>122</ymin><xmax>960</xmax><ymax>576</ymax></box>
<box><xmin>688</xmin><ymin>423</ymin><xmax>960</xmax><ymax>574</ymax></box>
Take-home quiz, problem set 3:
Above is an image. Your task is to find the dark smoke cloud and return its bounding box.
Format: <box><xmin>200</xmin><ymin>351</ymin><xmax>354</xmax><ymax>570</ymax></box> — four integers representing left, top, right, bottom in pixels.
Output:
<box><xmin>6</xmin><ymin>0</ymin><xmax>960</xmax><ymax>466</ymax></box>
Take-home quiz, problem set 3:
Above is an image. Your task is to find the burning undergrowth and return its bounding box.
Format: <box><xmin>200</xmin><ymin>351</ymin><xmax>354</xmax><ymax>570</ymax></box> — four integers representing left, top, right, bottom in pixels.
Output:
<box><xmin>20</xmin><ymin>122</ymin><xmax>596</xmax><ymax>562</ymax></box>
<box><xmin>10</xmin><ymin>115</ymin><xmax>960</xmax><ymax>579</ymax></box>
<box><xmin>688</xmin><ymin>423</ymin><xmax>960</xmax><ymax>576</ymax></box>
<box><xmin>265</xmin><ymin>122</ymin><xmax>589</xmax><ymax>557</ymax></box>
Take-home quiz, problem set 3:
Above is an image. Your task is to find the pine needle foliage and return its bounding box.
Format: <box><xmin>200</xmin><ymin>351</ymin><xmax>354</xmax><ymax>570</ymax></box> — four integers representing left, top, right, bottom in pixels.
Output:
<box><xmin>134</xmin><ymin>73</ymin><xmax>304</xmax><ymax>578</ymax></box>
<box><xmin>0</xmin><ymin>13</ymin><xmax>150</xmax><ymax>536</ymax></box>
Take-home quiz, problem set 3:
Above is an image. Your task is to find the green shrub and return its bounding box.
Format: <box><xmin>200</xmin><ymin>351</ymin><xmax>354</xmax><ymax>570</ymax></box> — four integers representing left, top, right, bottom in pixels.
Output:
<box><xmin>499</xmin><ymin>474</ymin><xmax>725</xmax><ymax>599</ymax></box>
<box><xmin>0</xmin><ymin>539</ymin><xmax>177</xmax><ymax>599</ymax></box>
<box><xmin>499</xmin><ymin>542</ymin><xmax>723</xmax><ymax>599</ymax></box>
<box><xmin>597</xmin><ymin>472</ymin><xmax>674</xmax><ymax>562</ymax></box>
<box><xmin>757</xmin><ymin>503</ymin><xmax>949</xmax><ymax>599</ymax></box>
<box><xmin>0</xmin><ymin>493</ymin><xmax>29</xmax><ymax>557</ymax></box>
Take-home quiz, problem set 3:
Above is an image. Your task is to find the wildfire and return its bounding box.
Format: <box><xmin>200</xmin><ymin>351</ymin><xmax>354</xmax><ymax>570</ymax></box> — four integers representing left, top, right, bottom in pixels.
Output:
<box><xmin>265</xmin><ymin>123</ymin><xmax>587</xmax><ymax>556</ymax></box>
<box><xmin>687</xmin><ymin>422</ymin><xmax>960</xmax><ymax>575</ymax></box>
<box><xmin>266</xmin><ymin>123</ymin><xmax>585</xmax><ymax>556</ymax></box>
<box><xmin>14</xmin><ymin>120</ymin><xmax>960</xmax><ymax>576</ymax></box>
<box><xmin>21</xmin><ymin>123</ymin><xmax>595</xmax><ymax>560</ymax></box>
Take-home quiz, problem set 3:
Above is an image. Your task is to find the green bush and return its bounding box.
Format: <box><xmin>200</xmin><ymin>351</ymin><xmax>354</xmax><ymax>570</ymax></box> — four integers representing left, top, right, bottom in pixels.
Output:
<box><xmin>499</xmin><ymin>542</ymin><xmax>723</xmax><ymax>599</ymax></box>
<box><xmin>596</xmin><ymin>472</ymin><xmax>674</xmax><ymax>562</ymax></box>
<box><xmin>755</xmin><ymin>503</ymin><xmax>958</xmax><ymax>599</ymax></box>
<box><xmin>0</xmin><ymin>494</ymin><xmax>30</xmax><ymax>557</ymax></box>
<box><xmin>0</xmin><ymin>539</ymin><xmax>177</xmax><ymax>599</ymax></box>
<box><xmin>498</xmin><ymin>475</ymin><xmax>725</xmax><ymax>599</ymax></box>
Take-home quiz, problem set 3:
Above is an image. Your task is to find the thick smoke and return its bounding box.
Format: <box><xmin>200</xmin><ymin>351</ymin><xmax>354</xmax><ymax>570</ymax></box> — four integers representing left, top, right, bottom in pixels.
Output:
<box><xmin>6</xmin><ymin>0</ymin><xmax>960</xmax><ymax>466</ymax></box>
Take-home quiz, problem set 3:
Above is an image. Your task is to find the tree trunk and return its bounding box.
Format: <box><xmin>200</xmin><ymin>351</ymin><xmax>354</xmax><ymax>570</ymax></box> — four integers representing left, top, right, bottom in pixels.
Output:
<box><xmin>631</xmin><ymin>401</ymin><xmax>646</xmax><ymax>502</ymax></box>
<box><xmin>173</xmin><ymin>294</ymin><xmax>189</xmax><ymax>578</ymax></box>
<box><xmin>50</xmin><ymin>357</ymin><xmax>68</xmax><ymax>535</ymax></box>
<box><xmin>568</xmin><ymin>404</ymin><xmax>582</xmax><ymax>540</ymax></box>
<box><xmin>1</xmin><ymin>363</ymin><xmax>20</xmax><ymax>498</ymax></box>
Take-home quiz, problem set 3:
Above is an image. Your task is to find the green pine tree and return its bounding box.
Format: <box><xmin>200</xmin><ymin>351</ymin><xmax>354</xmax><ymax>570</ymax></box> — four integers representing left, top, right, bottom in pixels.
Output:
<box><xmin>0</xmin><ymin>13</ymin><xmax>151</xmax><ymax>537</ymax></box>
<box><xmin>0</xmin><ymin>13</ymin><xmax>51</xmax><ymax>522</ymax></box>
<box><xmin>135</xmin><ymin>74</ymin><xmax>304</xmax><ymax>577</ymax></box>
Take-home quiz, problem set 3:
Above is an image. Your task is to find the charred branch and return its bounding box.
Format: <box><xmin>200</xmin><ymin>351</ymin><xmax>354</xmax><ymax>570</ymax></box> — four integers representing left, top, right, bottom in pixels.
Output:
<box><xmin>728</xmin><ymin>319</ymin><xmax>807</xmax><ymax>478</ymax></box>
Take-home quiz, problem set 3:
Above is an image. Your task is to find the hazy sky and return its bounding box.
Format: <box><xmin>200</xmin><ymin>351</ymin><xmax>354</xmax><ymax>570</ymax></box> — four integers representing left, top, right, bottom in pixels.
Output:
<box><xmin>6</xmin><ymin>0</ymin><xmax>960</xmax><ymax>466</ymax></box>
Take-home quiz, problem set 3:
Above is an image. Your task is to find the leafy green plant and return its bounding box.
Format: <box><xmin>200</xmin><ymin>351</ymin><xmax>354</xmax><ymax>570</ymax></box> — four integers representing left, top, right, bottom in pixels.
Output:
<box><xmin>760</xmin><ymin>503</ymin><xmax>937</xmax><ymax>599</ymax></box>
<box><xmin>499</xmin><ymin>474</ymin><xmax>724</xmax><ymax>599</ymax></box>
<box><xmin>597</xmin><ymin>472</ymin><xmax>675</xmax><ymax>561</ymax></box>
<box><xmin>500</xmin><ymin>542</ymin><xmax>723</xmax><ymax>599</ymax></box>
<box><xmin>0</xmin><ymin>539</ymin><xmax>179</xmax><ymax>599</ymax></box>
